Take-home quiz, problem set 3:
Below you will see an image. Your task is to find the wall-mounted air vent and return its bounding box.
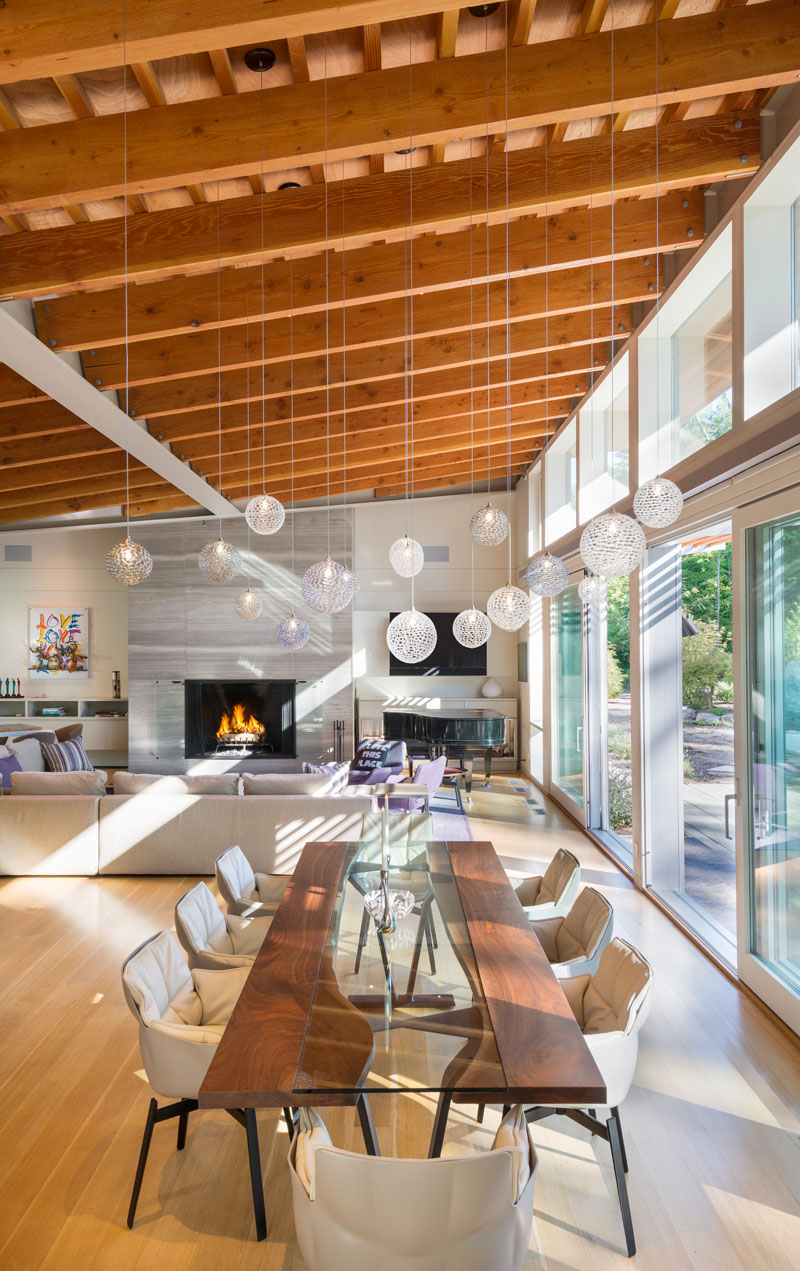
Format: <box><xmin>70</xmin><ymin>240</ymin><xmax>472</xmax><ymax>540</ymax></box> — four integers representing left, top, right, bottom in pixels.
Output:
<box><xmin>4</xmin><ymin>545</ymin><xmax>32</xmax><ymax>562</ymax></box>
<box><xmin>422</xmin><ymin>546</ymin><xmax>449</xmax><ymax>563</ymax></box>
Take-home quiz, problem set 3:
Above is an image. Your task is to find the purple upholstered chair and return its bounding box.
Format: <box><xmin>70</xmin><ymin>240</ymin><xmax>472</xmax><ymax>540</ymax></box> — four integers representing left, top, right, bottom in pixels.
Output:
<box><xmin>382</xmin><ymin>754</ymin><xmax>446</xmax><ymax>812</ymax></box>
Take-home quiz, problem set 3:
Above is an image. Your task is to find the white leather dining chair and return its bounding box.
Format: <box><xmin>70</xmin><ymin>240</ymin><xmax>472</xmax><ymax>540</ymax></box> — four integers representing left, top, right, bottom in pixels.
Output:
<box><xmin>524</xmin><ymin>938</ymin><xmax>653</xmax><ymax>1257</ymax></box>
<box><xmin>215</xmin><ymin>844</ymin><xmax>290</xmax><ymax>917</ymax></box>
<box><xmin>532</xmin><ymin>885</ymin><xmax>614</xmax><ymax>978</ymax></box>
<box><xmin>514</xmin><ymin>847</ymin><xmax>581</xmax><ymax>920</ymax></box>
<box><xmin>288</xmin><ymin>1105</ymin><xmax>538</xmax><ymax>1270</ymax></box>
<box><xmin>174</xmin><ymin>880</ymin><xmax>268</xmax><ymax>970</ymax></box>
<box><xmin>121</xmin><ymin>928</ymin><xmax>283</xmax><ymax>1241</ymax></box>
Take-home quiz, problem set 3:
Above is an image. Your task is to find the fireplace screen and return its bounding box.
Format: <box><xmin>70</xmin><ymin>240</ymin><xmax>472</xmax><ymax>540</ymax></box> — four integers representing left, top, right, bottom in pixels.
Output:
<box><xmin>184</xmin><ymin>679</ymin><xmax>296</xmax><ymax>759</ymax></box>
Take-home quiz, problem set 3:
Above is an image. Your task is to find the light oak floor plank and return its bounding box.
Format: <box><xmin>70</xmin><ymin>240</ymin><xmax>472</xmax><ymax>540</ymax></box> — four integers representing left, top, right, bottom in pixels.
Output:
<box><xmin>0</xmin><ymin>777</ymin><xmax>798</xmax><ymax>1268</ymax></box>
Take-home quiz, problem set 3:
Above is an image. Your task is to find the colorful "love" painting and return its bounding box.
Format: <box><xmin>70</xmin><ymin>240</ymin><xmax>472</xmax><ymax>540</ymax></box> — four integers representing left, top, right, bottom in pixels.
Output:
<box><xmin>28</xmin><ymin>608</ymin><xmax>90</xmax><ymax>678</ymax></box>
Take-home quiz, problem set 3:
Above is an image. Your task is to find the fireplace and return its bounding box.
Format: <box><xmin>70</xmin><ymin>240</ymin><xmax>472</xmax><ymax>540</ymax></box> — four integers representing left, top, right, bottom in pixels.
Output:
<box><xmin>184</xmin><ymin>680</ymin><xmax>296</xmax><ymax>759</ymax></box>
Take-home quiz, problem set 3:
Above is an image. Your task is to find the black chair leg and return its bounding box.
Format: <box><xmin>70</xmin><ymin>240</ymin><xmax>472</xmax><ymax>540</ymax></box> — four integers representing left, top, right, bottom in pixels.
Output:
<box><xmin>354</xmin><ymin>907</ymin><xmax>370</xmax><ymax>973</ymax></box>
<box><xmin>476</xmin><ymin>1104</ymin><xmax>486</xmax><ymax>1124</ymax></box>
<box><xmin>283</xmin><ymin>1106</ymin><xmax>298</xmax><ymax>1138</ymax></box>
<box><xmin>612</xmin><ymin>1105</ymin><xmax>629</xmax><ymax>1173</ymax></box>
<box><xmin>177</xmin><ymin>1106</ymin><xmax>190</xmax><ymax>1150</ymax></box>
<box><xmin>424</xmin><ymin>913</ymin><xmax>436</xmax><ymax>974</ymax></box>
<box><xmin>607</xmin><ymin>1110</ymin><xmax>636</xmax><ymax>1257</ymax></box>
<box><xmin>127</xmin><ymin>1097</ymin><xmax>158</xmax><ymax>1228</ymax></box>
<box><xmin>244</xmin><ymin>1108</ymin><xmax>268</xmax><ymax>1242</ymax></box>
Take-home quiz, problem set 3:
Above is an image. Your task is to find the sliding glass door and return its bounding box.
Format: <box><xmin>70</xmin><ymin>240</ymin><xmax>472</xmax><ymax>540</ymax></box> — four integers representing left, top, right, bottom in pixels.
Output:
<box><xmin>551</xmin><ymin>582</ymin><xmax>585</xmax><ymax>819</ymax></box>
<box><xmin>736</xmin><ymin>498</ymin><xmax>800</xmax><ymax>1031</ymax></box>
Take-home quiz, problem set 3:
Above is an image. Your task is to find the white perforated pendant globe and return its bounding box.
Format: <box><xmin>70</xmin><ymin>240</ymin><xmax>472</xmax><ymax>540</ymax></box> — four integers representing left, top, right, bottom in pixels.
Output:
<box><xmin>302</xmin><ymin>556</ymin><xmax>356</xmax><ymax>613</ymax></box>
<box><xmin>469</xmin><ymin>501</ymin><xmax>510</xmax><ymax>547</ymax></box>
<box><xmin>389</xmin><ymin>535</ymin><xmax>424</xmax><ymax>578</ymax></box>
<box><xmin>578</xmin><ymin>574</ymin><xmax>604</xmax><ymax>605</ymax></box>
<box><xmin>234</xmin><ymin>587</ymin><xmax>263</xmax><ymax>620</ymax></box>
<box><xmin>487</xmin><ymin>583</ymin><xmax>530</xmax><ymax>632</ymax></box>
<box><xmin>277</xmin><ymin>613</ymin><xmax>310</xmax><ymax>649</ymax></box>
<box><xmin>386</xmin><ymin>608</ymin><xmax>437</xmax><ymax>664</ymax></box>
<box><xmin>105</xmin><ymin>536</ymin><xmax>153</xmax><ymax>585</ymax></box>
<box><xmin>244</xmin><ymin>492</ymin><xmax>285</xmax><ymax>535</ymax></box>
<box><xmin>633</xmin><ymin>476</ymin><xmax>683</xmax><ymax>529</ymax></box>
<box><xmin>453</xmin><ymin>607</ymin><xmax>491</xmax><ymax>648</ymax></box>
<box><xmin>580</xmin><ymin>511</ymin><xmax>646</xmax><ymax>578</ymax></box>
<box><xmin>525</xmin><ymin>552</ymin><xmax>569</xmax><ymax>597</ymax></box>
<box><xmin>198</xmin><ymin>538</ymin><xmax>241</xmax><ymax>583</ymax></box>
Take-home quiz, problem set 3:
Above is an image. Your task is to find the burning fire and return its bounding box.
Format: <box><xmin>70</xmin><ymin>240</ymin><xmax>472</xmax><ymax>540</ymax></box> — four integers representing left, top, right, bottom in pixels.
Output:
<box><xmin>216</xmin><ymin>703</ymin><xmax>265</xmax><ymax>744</ymax></box>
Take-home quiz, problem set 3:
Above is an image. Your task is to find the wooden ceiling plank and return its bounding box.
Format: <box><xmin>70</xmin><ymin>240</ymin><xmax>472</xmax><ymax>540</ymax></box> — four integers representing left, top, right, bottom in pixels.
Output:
<box><xmin>83</xmin><ymin>255</ymin><xmax>653</xmax><ymax>390</ymax></box>
<box><xmin>53</xmin><ymin>74</ymin><xmax>94</xmax><ymax>119</ymax></box>
<box><xmin>128</xmin><ymin>306</ymin><xmax>624</xmax><ymax>420</ymax></box>
<box><xmin>508</xmin><ymin>0</ymin><xmax>538</xmax><ymax>46</ymax></box>
<box><xmin>131</xmin><ymin>62</ymin><xmax>166</xmax><ymax>108</ymax></box>
<box><xmin>362</xmin><ymin>23</ymin><xmax>384</xmax><ymax>174</ymax></box>
<box><xmin>0</xmin><ymin>450</ymin><xmax>151</xmax><ymax>494</ymax></box>
<box><xmin>0</xmin><ymin>367</ymin><xmax>49</xmax><ymax>407</ymax></box>
<box><xmin>35</xmin><ymin>191</ymin><xmax>696</xmax><ymax>351</ymax></box>
<box><xmin>209</xmin><ymin>48</ymin><xmax>238</xmax><ymax>96</ymax></box>
<box><xmin>0</xmin><ymin>4</ymin><xmax>788</xmax><ymax>214</ymax></box>
<box><xmin>286</xmin><ymin>35</ymin><xmax>326</xmax><ymax>184</ymax></box>
<box><xmin>0</xmin><ymin>88</ymin><xmax>21</xmax><ymax>130</ymax></box>
<box><xmin>431</xmin><ymin>9</ymin><xmax>459</xmax><ymax>164</ymax></box>
<box><xmin>1</xmin><ymin>112</ymin><xmax>755</xmax><ymax>297</ymax></box>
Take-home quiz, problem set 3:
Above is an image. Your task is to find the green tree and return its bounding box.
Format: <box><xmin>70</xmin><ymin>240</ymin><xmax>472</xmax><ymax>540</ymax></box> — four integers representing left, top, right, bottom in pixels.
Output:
<box><xmin>682</xmin><ymin>543</ymin><xmax>733</xmax><ymax>650</ymax></box>
<box><xmin>682</xmin><ymin>620</ymin><xmax>734</xmax><ymax>709</ymax></box>
<box><xmin>606</xmin><ymin>577</ymin><xmax>630</xmax><ymax>686</ymax></box>
<box><xmin>607</xmin><ymin>646</ymin><xmax>625</xmax><ymax>699</ymax></box>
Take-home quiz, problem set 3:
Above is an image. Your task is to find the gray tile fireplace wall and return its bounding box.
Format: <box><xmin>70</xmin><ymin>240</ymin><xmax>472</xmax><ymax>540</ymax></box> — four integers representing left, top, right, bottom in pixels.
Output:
<box><xmin>127</xmin><ymin>512</ymin><xmax>354</xmax><ymax>773</ymax></box>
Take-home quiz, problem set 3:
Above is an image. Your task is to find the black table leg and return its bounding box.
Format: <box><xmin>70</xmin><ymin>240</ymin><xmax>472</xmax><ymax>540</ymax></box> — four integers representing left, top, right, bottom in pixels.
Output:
<box><xmin>428</xmin><ymin>1090</ymin><xmax>452</xmax><ymax>1158</ymax></box>
<box><xmin>355</xmin><ymin>1093</ymin><xmax>380</xmax><ymax>1156</ymax></box>
<box><xmin>244</xmin><ymin>1108</ymin><xmax>268</xmax><ymax>1242</ymax></box>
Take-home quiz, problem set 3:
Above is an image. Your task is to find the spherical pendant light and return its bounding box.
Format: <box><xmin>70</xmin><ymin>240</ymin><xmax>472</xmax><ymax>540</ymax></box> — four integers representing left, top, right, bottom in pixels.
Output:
<box><xmin>105</xmin><ymin>536</ymin><xmax>153</xmax><ymax>585</ymax></box>
<box><xmin>578</xmin><ymin>573</ymin><xmax>604</xmax><ymax>605</ymax></box>
<box><xmin>234</xmin><ymin>587</ymin><xmax>263</xmax><ymax>620</ymax></box>
<box><xmin>580</xmin><ymin>510</ymin><xmax>646</xmax><ymax>578</ymax></box>
<box><xmin>198</xmin><ymin>537</ymin><xmax>241</xmax><ymax>583</ymax></box>
<box><xmin>633</xmin><ymin>476</ymin><xmax>684</xmax><ymax>529</ymax></box>
<box><xmin>525</xmin><ymin>552</ymin><xmax>569</xmax><ymax>597</ymax></box>
<box><xmin>386</xmin><ymin>608</ymin><xmax>437</xmax><ymax>664</ymax></box>
<box><xmin>487</xmin><ymin>582</ymin><xmax>530</xmax><ymax>632</ymax></box>
<box><xmin>389</xmin><ymin>535</ymin><xmax>424</xmax><ymax>578</ymax></box>
<box><xmin>453</xmin><ymin>607</ymin><xmax>491</xmax><ymax>648</ymax></box>
<box><xmin>245</xmin><ymin>492</ymin><xmax>285</xmax><ymax>535</ymax></box>
<box><xmin>302</xmin><ymin>555</ymin><xmax>356</xmax><ymax>613</ymax></box>
<box><xmin>277</xmin><ymin>612</ymin><xmax>310</xmax><ymax>650</ymax></box>
<box><xmin>469</xmin><ymin>501</ymin><xmax>509</xmax><ymax>547</ymax></box>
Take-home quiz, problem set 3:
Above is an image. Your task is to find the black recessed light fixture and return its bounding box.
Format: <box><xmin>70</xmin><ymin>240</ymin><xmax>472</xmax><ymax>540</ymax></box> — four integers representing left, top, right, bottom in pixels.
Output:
<box><xmin>394</xmin><ymin>146</ymin><xmax>417</xmax><ymax>155</ymax></box>
<box><xmin>278</xmin><ymin>182</ymin><xmax>302</xmax><ymax>190</ymax></box>
<box><xmin>244</xmin><ymin>47</ymin><xmax>277</xmax><ymax>73</ymax></box>
<box><xmin>468</xmin><ymin>4</ymin><xmax>500</xmax><ymax>16</ymax></box>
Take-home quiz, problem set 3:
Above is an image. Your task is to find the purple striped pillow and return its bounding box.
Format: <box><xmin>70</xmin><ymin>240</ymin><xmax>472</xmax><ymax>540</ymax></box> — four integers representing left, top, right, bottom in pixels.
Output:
<box><xmin>40</xmin><ymin>737</ymin><xmax>94</xmax><ymax>773</ymax></box>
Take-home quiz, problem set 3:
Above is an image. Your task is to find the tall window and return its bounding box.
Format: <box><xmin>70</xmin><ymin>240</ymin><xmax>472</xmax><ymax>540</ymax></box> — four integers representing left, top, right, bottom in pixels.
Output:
<box><xmin>672</xmin><ymin>275</ymin><xmax>733</xmax><ymax>461</ymax></box>
<box><xmin>545</xmin><ymin>420</ymin><xmax>577</xmax><ymax>544</ymax></box>
<box><xmin>579</xmin><ymin>353</ymin><xmax>629</xmax><ymax>522</ymax></box>
<box><xmin>552</xmin><ymin>583</ymin><xmax>584</xmax><ymax>810</ymax></box>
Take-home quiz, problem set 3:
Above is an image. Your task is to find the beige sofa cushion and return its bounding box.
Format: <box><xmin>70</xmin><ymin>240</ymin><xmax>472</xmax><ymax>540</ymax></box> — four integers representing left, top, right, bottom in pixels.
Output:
<box><xmin>113</xmin><ymin>772</ymin><xmax>240</xmax><ymax>796</ymax></box>
<box><xmin>241</xmin><ymin>773</ymin><xmax>330</xmax><ymax>796</ymax></box>
<box><xmin>0</xmin><ymin>795</ymin><xmax>100</xmax><ymax>875</ymax></box>
<box><xmin>11</xmin><ymin>770</ymin><xmax>107</xmax><ymax>796</ymax></box>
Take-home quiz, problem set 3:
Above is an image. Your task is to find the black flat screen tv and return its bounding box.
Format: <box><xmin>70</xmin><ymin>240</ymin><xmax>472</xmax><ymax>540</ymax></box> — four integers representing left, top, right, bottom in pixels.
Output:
<box><xmin>388</xmin><ymin>612</ymin><xmax>487</xmax><ymax>676</ymax></box>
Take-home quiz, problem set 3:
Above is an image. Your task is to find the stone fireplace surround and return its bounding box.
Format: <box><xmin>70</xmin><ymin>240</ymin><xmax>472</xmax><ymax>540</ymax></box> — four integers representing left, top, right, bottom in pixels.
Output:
<box><xmin>127</xmin><ymin>512</ymin><xmax>354</xmax><ymax>775</ymax></box>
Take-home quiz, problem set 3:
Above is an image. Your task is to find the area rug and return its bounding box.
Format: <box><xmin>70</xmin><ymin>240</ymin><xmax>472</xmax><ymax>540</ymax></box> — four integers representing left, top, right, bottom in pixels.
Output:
<box><xmin>430</xmin><ymin>791</ymin><xmax>474</xmax><ymax>841</ymax></box>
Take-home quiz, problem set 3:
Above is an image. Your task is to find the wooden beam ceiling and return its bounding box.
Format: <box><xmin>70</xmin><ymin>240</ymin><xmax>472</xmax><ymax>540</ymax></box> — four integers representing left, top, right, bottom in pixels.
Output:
<box><xmin>0</xmin><ymin>113</ymin><xmax>757</xmax><ymax>297</ymax></box>
<box><xmin>0</xmin><ymin>5</ymin><xmax>792</xmax><ymax>215</ymax></box>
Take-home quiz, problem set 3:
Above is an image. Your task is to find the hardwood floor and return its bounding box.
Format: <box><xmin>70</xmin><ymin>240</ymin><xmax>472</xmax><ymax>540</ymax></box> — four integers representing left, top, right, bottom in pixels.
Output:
<box><xmin>1</xmin><ymin>776</ymin><xmax>799</xmax><ymax>1269</ymax></box>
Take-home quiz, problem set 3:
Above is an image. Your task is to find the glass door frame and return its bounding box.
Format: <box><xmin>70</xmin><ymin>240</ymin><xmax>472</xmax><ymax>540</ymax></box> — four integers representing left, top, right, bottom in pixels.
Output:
<box><xmin>733</xmin><ymin>486</ymin><xmax>800</xmax><ymax>1033</ymax></box>
<box><xmin>548</xmin><ymin>567</ymin><xmax>589</xmax><ymax>826</ymax></box>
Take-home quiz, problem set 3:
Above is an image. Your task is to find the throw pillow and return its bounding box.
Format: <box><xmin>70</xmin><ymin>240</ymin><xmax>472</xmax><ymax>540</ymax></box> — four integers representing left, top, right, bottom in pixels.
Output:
<box><xmin>11</xmin><ymin>770</ymin><xmax>107</xmax><ymax>796</ymax></box>
<box><xmin>301</xmin><ymin>761</ymin><xmax>350</xmax><ymax>793</ymax></box>
<box><xmin>0</xmin><ymin>753</ymin><xmax>22</xmax><ymax>790</ymax></box>
<box><xmin>40</xmin><ymin>736</ymin><xmax>94</xmax><ymax>773</ymax></box>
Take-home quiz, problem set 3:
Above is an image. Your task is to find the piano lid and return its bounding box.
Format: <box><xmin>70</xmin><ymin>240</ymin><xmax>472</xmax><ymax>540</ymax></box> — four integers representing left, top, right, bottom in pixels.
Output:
<box><xmin>384</xmin><ymin>707</ymin><xmax>504</xmax><ymax>720</ymax></box>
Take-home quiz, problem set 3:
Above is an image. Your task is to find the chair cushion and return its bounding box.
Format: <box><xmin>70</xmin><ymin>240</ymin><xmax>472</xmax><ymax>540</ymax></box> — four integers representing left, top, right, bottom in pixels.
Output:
<box><xmin>538</xmin><ymin>848</ymin><xmax>579</xmax><ymax>905</ymax></box>
<box><xmin>217</xmin><ymin>844</ymin><xmax>258</xmax><ymax>904</ymax></box>
<box><xmin>583</xmin><ymin>937</ymin><xmax>651</xmax><ymax>1035</ymax></box>
<box><xmin>176</xmin><ymin>882</ymin><xmax>231</xmax><ymax>954</ymax></box>
<box><xmin>492</xmin><ymin>1104</ymin><xmax>532</xmax><ymax>1203</ymax></box>
<box><xmin>122</xmin><ymin>930</ymin><xmax>194</xmax><ymax>1027</ymax></box>
<box><xmin>514</xmin><ymin>875</ymin><xmax>542</xmax><ymax>907</ymax></box>
<box><xmin>40</xmin><ymin>736</ymin><xmax>94</xmax><ymax>773</ymax></box>
<box><xmin>10</xmin><ymin>769</ymin><xmax>107</xmax><ymax>795</ymax></box>
<box><xmin>301</xmin><ymin>761</ymin><xmax>350</xmax><ymax>793</ymax></box>
<box><xmin>0</xmin><ymin>753</ymin><xmax>22</xmax><ymax>789</ymax></box>
<box><xmin>192</xmin><ymin>965</ymin><xmax>251</xmax><ymax>1024</ymax></box>
<box><xmin>113</xmin><ymin>772</ymin><xmax>239</xmax><ymax>795</ymax></box>
<box><xmin>556</xmin><ymin>888</ymin><xmax>611</xmax><ymax>963</ymax></box>
<box><xmin>294</xmin><ymin>1107</ymin><xmax>333</xmax><ymax>1199</ymax></box>
<box><xmin>242</xmin><ymin>773</ymin><xmax>330</xmax><ymax>796</ymax></box>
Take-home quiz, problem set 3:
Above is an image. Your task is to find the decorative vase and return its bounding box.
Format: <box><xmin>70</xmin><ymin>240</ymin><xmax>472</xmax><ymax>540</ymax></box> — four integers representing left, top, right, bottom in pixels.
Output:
<box><xmin>481</xmin><ymin>677</ymin><xmax>502</xmax><ymax>699</ymax></box>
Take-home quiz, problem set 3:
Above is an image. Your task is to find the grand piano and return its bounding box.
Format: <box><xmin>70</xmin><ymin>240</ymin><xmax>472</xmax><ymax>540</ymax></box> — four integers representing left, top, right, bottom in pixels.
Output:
<box><xmin>383</xmin><ymin>707</ymin><xmax>509</xmax><ymax>791</ymax></box>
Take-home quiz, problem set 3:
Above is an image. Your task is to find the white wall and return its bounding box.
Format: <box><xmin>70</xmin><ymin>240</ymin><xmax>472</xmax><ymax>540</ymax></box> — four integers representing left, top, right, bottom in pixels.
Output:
<box><xmin>0</xmin><ymin>528</ymin><xmax>128</xmax><ymax>700</ymax></box>
<box><xmin>353</xmin><ymin>492</ymin><xmax>518</xmax><ymax>706</ymax></box>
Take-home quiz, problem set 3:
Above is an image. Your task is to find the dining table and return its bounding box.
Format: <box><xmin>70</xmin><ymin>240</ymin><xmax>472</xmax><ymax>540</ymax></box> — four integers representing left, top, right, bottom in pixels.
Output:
<box><xmin>199</xmin><ymin>836</ymin><xmax>606</xmax><ymax>1235</ymax></box>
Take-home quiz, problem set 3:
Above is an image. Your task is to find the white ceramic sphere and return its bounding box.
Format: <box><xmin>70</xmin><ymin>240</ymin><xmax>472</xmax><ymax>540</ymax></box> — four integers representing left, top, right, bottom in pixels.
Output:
<box><xmin>525</xmin><ymin>552</ymin><xmax>569</xmax><ymax>597</ymax></box>
<box><xmin>487</xmin><ymin>583</ymin><xmax>530</xmax><ymax>632</ymax></box>
<box><xmin>198</xmin><ymin>538</ymin><xmax>241</xmax><ymax>583</ymax></box>
<box><xmin>234</xmin><ymin>587</ymin><xmax>263</xmax><ymax>620</ymax></box>
<box><xmin>277</xmin><ymin>613</ymin><xmax>311</xmax><ymax>649</ymax></box>
<box><xmin>105</xmin><ymin>536</ymin><xmax>153</xmax><ymax>585</ymax></box>
<box><xmin>580</xmin><ymin>511</ymin><xmax>646</xmax><ymax>578</ymax></box>
<box><xmin>389</xmin><ymin>535</ymin><xmax>424</xmax><ymax>578</ymax></box>
<box><xmin>633</xmin><ymin>476</ymin><xmax>684</xmax><ymax>528</ymax></box>
<box><xmin>244</xmin><ymin>492</ymin><xmax>286</xmax><ymax>535</ymax></box>
<box><xmin>301</xmin><ymin>556</ymin><xmax>356</xmax><ymax>613</ymax></box>
<box><xmin>452</xmin><ymin>607</ymin><xmax>491</xmax><ymax>648</ymax></box>
<box><xmin>469</xmin><ymin>501</ymin><xmax>510</xmax><ymax>547</ymax></box>
<box><xmin>386</xmin><ymin>608</ymin><xmax>437</xmax><ymax>664</ymax></box>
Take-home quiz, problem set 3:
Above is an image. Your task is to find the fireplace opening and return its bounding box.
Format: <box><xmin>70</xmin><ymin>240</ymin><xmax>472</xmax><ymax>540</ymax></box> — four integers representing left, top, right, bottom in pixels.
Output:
<box><xmin>184</xmin><ymin>679</ymin><xmax>296</xmax><ymax>759</ymax></box>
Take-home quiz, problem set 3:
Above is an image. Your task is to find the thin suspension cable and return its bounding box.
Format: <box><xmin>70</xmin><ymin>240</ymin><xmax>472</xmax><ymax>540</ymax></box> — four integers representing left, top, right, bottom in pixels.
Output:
<box><xmin>609</xmin><ymin>0</ymin><xmax>616</xmax><ymax>485</ymax></box>
<box><xmin>245</xmin><ymin>271</ymin><xmax>252</xmax><ymax>583</ymax></box>
<box><xmin>407</xmin><ymin>20</ymin><xmax>416</xmax><ymax>605</ymax></box>
<box><xmin>259</xmin><ymin>69</ymin><xmax>266</xmax><ymax>495</ymax></box>
<box><xmin>341</xmin><ymin>168</ymin><xmax>349</xmax><ymax>567</ymax></box>
<box><xmin>655</xmin><ymin>5</ymin><xmax>661</xmax><ymax>457</ymax></box>
<box><xmin>503</xmin><ymin>15</ymin><xmax>512</xmax><ymax>581</ymax></box>
<box><xmin>402</xmin><ymin>178</ymin><xmax>410</xmax><ymax>536</ymax></box>
<box><xmin>484</xmin><ymin>16</ymin><xmax>492</xmax><ymax>500</ymax></box>
<box><xmin>289</xmin><ymin>256</ymin><xmax>295</xmax><ymax>578</ymax></box>
<box><xmin>544</xmin><ymin>128</ymin><xmax>550</xmax><ymax>452</ymax></box>
<box><xmin>324</xmin><ymin>34</ymin><xmax>331</xmax><ymax>555</ymax></box>
<box><xmin>122</xmin><ymin>1</ymin><xmax>130</xmax><ymax>534</ymax></box>
<box><xmin>469</xmin><ymin>136</ymin><xmax>476</xmax><ymax>610</ymax></box>
<box><xmin>216</xmin><ymin>179</ymin><xmax>223</xmax><ymax>538</ymax></box>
